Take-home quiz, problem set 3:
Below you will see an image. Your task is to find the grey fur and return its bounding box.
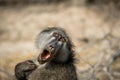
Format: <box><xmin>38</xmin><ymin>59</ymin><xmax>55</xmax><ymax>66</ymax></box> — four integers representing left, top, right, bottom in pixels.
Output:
<box><xmin>15</xmin><ymin>27</ymin><xmax>77</xmax><ymax>80</ymax></box>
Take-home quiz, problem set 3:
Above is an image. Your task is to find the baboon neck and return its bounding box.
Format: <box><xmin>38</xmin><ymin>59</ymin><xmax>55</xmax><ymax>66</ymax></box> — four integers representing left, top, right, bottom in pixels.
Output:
<box><xmin>50</xmin><ymin>53</ymin><xmax>74</xmax><ymax>64</ymax></box>
<box><xmin>46</xmin><ymin>61</ymin><xmax>74</xmax><ymax>68</ymax></box>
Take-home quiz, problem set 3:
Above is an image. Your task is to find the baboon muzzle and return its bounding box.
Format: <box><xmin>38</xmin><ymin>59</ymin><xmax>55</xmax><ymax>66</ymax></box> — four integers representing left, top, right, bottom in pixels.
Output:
<box><xmin>38</xmin><ymin>42</ymin><xmax>57</xmax><ymax>64</ymax></box>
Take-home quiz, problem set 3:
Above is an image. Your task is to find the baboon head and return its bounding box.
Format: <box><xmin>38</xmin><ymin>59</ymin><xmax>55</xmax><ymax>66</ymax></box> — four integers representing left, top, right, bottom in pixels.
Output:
<box><xmin>37</xmin><ymin>27</ymin><xmax>74</xmax><ymax>64</ymax></box>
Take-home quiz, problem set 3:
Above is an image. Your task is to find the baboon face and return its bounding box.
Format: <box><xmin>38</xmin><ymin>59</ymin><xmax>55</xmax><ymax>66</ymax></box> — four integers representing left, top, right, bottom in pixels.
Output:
<box><xmin>37</xmin><ymin>27</ymin><xmax>72</xmax><ymax>64</ymax></box>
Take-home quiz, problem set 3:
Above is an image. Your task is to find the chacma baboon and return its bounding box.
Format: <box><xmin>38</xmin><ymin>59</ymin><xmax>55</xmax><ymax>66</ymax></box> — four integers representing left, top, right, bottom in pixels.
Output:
<box><xmin>15</xmin><ymin>27</ymin><xmax>78</xmax><ymax>80</ymax></box>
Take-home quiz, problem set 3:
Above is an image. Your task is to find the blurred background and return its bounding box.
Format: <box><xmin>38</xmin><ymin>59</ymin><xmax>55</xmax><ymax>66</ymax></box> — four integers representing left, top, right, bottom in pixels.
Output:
<box><xmin>0</xmin><ymin>0</ymin><xmax>120</xmax><ymax>80</ymax></box>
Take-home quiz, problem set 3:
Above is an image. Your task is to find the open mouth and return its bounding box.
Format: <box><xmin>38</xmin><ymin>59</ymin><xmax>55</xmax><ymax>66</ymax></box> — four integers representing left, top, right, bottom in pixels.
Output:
<box><xmin>41</xmin><ymin>49</ymin><xmax>51</xmax><ymax>61</ymax></box>
<box><xmin>39</xmin><ymin>49</ymin><xmax>52</xmax><ymax>64</ymax></box>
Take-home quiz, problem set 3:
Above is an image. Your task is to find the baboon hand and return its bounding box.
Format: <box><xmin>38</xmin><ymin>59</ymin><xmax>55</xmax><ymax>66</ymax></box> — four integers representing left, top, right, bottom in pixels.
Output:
<box><xmin>15</xmin><ymin>60</ymin><xmax>37</xmax><ymax>80</ymax></box>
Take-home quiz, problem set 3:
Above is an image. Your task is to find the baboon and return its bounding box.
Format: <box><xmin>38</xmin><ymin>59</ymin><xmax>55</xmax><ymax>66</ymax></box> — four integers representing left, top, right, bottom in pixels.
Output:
<box><xmin>15</xmin><ymin>27</ymin><xmax>78</xmax><ymax>80</ymax></box>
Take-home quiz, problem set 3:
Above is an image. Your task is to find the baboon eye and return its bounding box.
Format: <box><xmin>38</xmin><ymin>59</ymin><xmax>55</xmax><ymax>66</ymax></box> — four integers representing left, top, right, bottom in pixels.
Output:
<box><xmin>53</xmin><ymin>32</ymin><xmax>59</xmax><ymax>38</ymax></box>
<box><xmin>53</xmin><ymin>32</ymin><xmax>61</xmax><ymax>39</ymax></box>
<box><xmin>60</xmin><ymin>37</ymin><xmax>66</xmax><ymax>42</ymax></box>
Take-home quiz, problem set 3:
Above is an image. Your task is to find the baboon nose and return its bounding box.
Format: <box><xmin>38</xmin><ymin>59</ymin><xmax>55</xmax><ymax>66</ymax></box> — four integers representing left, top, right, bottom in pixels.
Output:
<box><xmin>49</xmin><ymin>45</ymin><xmax>54</xmax><ymax>51</ymax></box>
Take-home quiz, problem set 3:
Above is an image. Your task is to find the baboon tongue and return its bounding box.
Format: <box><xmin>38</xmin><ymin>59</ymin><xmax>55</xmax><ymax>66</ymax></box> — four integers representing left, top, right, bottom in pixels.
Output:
<box><xmin>43</xmin><ymin>54</ymin><xmax>51</xmax><ymax>60</ymax></box>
